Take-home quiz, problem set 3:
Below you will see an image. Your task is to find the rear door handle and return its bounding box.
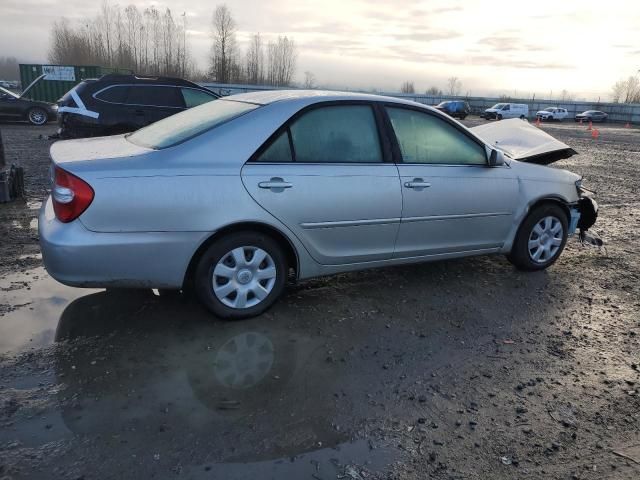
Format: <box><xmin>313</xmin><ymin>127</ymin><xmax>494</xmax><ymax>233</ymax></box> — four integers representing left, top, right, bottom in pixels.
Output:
<box><xmin>404</xmin><ymin>178</ymin><xmax>431</xmax><ymax>189</ymax></box>
<box><xmin>258</xmin><ymin>177</ymin><xmax>292</xmax><ymax>191</ymax></box>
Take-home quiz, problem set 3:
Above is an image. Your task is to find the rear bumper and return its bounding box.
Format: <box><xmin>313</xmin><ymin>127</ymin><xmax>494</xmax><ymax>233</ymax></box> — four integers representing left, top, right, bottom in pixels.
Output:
<box><xmin>39</xmin><ymin>196</ymin><xmax>207</xmax><ymax>289</ymax></box>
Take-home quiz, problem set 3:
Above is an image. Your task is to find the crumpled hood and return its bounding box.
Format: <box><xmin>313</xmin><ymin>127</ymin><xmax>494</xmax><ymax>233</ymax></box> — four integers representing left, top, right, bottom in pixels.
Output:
<box><xmin>471</xmin><ymin>118</ymin><xmax>577</xmax><ymax>165</ymax></box>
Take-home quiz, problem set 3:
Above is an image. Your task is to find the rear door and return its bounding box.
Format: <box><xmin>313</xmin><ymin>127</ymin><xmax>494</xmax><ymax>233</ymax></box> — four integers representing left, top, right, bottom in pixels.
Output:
<box><xmin>241</xmin><ymin>103</ymin><xmax>402</xmax><ymax>265</ymax></box>
<box><xmin>386</xmin><ymin>106</ymin><xmax>518</xmax><ymax>258</ymax></box>
<box><xmin>125</xmin><ymin>85</ymin><xmax>184</xmax><ymax>126</ymax></box>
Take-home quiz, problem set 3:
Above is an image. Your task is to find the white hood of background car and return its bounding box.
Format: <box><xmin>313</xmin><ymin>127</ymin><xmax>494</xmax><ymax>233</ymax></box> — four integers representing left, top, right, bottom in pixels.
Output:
<box><xmin>471</xmin><ymin>119</ymin><xmax>577</xmax><ymax>165</ymax></box>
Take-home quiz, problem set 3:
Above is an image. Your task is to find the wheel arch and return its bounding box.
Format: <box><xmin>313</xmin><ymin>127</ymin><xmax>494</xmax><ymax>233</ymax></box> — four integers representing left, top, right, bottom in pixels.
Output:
<box><xmin>182</xmin><ymin>221</ymin><xmax>299</xmax><ymax>290</ymax></box>
<box><xmin>503</xmin><ymin>195</ymin><xmax>571</xmax><ymax>253</ymax></box>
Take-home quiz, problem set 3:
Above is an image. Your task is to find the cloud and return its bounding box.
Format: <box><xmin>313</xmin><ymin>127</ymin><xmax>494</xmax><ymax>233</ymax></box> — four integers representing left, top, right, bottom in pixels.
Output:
<box><xmin>477</xmin><ymin>36</ymin><xmax>548</xmax><ymax>52</ymax></box>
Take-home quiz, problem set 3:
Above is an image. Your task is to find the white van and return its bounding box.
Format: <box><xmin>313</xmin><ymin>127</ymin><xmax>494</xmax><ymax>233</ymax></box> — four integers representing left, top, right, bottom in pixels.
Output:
<box><xmin>483</xmin><ymin>103</ymin><xmax>529</xmax><ymax>120</ymax></box>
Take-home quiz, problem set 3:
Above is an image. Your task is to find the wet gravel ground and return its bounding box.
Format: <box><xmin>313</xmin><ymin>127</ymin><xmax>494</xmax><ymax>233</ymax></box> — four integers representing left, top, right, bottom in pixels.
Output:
<box><xmin>0</xmin><ymin>119</ymin><xmax>639</xmax><ymax>479</ymax></box>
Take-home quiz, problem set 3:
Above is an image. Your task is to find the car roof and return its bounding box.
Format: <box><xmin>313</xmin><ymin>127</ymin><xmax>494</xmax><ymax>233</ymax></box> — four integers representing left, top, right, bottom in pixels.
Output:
<box><xmin>226</xmin><ymin>89</ymin><xmax>431</xmax><ymax>108</ymax></box>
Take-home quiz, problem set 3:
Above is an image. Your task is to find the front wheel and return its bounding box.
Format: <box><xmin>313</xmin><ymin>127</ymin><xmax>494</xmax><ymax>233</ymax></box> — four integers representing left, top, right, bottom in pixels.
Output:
<box><xmin>520</xmin><ymin>115</ymin><xmax>526</xmax><ymax>120</ymax></box>
<box><xmin>497</xmin><ymin>114</ymin><xmax>503</xmax><ymax>120</ymax></box>
<box><xmin>508</xmin><ymin>204</ymin><xmax>568</xmax><ymax>271</ymax></box>
<box><xmin>27</xmin><ymin>107</ymin><xmax>48</xmax><ymax>126</ymax></box>
<box><xmin>194</xmin><ymin>232</ymin><xmax>287</xmax><ymax>319</ymax></box>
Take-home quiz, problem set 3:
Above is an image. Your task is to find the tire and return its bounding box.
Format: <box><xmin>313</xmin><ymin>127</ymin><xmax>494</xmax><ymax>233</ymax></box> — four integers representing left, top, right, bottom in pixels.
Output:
<box><xmin>194</xmin><ymin>232</ymin><xmax>287</xmax><ymax>319</ymax></box>
<box><xmin>508</xmin><ymin>204</ymin><xmax>568</xmax><ymax>271</ymax></box>
<box><xmin>27</xmin><ymin>107</ymin><xmax>48</xmax><ymax>126</ymax></box>
<box><xmin>497</xmin><ymin>114</ymin><xmax>503</xmax><ymax>120</ymax></box>
<box><xmin>519</xmin><ymin>115</ymin><xmax>525</xmax><ymax>120</ymax></box>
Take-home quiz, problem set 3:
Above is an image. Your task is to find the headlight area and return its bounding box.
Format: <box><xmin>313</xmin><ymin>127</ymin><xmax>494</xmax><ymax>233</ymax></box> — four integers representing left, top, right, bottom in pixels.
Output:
<box><xmin>568</xmin><ymin>179</ymin><xmax>599</xmax><ymax>238</ymax></box>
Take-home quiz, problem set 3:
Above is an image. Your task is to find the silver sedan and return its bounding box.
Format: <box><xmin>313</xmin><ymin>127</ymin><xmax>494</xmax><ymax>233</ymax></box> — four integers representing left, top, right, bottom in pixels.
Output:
<box><xmin>39</xmin><ymin>91</ymin><xmax>597</xmax><ymax>319</ymax></box>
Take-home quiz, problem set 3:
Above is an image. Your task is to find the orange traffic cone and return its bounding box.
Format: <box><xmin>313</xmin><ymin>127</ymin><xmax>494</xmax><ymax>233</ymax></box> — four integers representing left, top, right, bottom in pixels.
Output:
<box><xmin>587</xmin><ymin>121</ymin><xmax>593</xmax><ymax>131</ymax></box>
<box><xmin>625</xmin><ymin>122</ymin><xmax>631</xmax><ymax>128</ymax></box>
<box><xmin>535</xmin><ymin>117</ymin><xmax>541</xmax><ymax>127</ymax></box>
<box><xmin>591</xmin><ymin>128</ymin><xmax>599</xmax><ymax>140</ymax></box>
<box><xmin>580</xmin><ymin>118</ymin><xmax>583</xmax><ymax>125</ymax></box>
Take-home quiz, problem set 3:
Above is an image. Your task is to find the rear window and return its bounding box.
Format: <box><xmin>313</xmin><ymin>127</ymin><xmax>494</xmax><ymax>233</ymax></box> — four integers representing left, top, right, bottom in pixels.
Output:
<box><xmin>127</xmin><ymin>99</ymin><xmax>259</xmax><ymax>149</ymax></box>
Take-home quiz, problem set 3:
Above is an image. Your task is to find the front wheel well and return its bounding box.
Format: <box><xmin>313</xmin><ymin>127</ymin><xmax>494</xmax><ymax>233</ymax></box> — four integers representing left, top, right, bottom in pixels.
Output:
<box><xmin>526</xmin><ymin>198</ymin><xmax>570</xmax><ymax>222</ymax></box>
<box><xmin>182</xmin><ymin>222</ymin><xmax>299</xmax><ymax>290</ymax></box>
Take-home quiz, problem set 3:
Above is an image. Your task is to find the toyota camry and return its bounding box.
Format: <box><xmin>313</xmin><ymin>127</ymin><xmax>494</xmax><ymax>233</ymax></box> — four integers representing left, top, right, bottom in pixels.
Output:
<box><xmin>39</xmin><ymin>91</ymin><xmax>597</xmax><ymax>319</ymax></box>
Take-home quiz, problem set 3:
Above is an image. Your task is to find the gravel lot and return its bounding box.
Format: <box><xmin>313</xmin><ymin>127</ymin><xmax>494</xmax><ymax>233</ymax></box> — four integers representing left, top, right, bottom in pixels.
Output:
<box><xmin>0</xmin><ymin>119</ymin><xmax>639</xmax><ymax>480</ymax></box>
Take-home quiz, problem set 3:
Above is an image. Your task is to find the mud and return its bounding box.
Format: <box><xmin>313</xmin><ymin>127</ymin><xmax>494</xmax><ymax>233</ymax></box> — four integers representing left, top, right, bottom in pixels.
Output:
<box><xmin>0</xmin><ymin>121</ymin><xmax>639</xmax><ymax>479</ymax></box>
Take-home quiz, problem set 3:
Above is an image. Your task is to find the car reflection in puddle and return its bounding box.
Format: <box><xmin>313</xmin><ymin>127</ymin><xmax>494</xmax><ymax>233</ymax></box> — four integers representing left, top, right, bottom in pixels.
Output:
<box><xmin>50</xmin><ymin>289</ymin><xmax>396</xmax><ymax>477</ymax></box>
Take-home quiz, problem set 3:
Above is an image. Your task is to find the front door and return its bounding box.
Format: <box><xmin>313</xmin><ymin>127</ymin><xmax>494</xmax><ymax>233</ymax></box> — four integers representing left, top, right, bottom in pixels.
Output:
<box><xmin>384</xmin><ymin>106</ymin><xmax>519</xmax><ymax>258</ymax></box>
<box><xmin>242</xmin><ymin>103</ymin><xmax>402</xmax><ymax>265</ymax></box>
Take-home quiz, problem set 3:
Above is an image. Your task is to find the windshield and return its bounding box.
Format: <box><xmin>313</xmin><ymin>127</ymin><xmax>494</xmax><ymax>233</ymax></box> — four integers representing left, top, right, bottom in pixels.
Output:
<box><xmin>544</xmin><ymin>107</ymin><xmax>554</xmax><ymax>111</ymax></box>
<box><xmin>0</xmin><ymin>86</ymin><xmax>19</xmax><ymax>99</ymax></box>
<box><xmin>127</xmin><ymin>99</ymin><xmax>259</xmax><ymax>149</ymax></box>
<box><xmin>491</xmin><ymin>103</ymin><xmax>506</xmax><ymax>109</ymax></box>
<box><xmin>437</xmin><ymin>101</ymin><xmax>450</xmax><ymax>107</ymax></box>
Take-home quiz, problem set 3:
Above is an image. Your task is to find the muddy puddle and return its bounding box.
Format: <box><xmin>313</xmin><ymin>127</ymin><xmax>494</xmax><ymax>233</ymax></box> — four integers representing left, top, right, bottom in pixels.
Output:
<box><xmin>0</xmin><ymin>273</ymin><xmax>402</xmax><ymax>478</ymax></box>
<box><xmin>0</xmin><ymin>267</ymin><xmax>99</xmax><ymax>353</ymax></box>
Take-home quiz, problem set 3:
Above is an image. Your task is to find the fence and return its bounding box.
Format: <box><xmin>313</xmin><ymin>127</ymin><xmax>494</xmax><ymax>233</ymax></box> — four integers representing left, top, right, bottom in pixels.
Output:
<box><xmin>200</xmin><ymin>82</ymin><xmax>640</xmax><ymax>124</ymax></box>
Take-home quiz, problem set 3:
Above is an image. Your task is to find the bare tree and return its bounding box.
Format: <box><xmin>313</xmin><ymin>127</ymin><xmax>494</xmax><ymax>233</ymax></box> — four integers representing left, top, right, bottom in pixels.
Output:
<box><xmin>612</xmin><ymin>76</ymin><xmax>640</xmax><ymax>103</ymax></box>
<box><xmin>245</xmin><ymin>33</ymin><xmax>264</xmax><ymax>84</ymax></box>
<box><xmin>303</xmin><ymin>71</ymin><xmax>316</xmax><ymax>89</ymax></box>
<box><xmin>400</xmin><ymin>81</ymin><xmax>415</xmax><ymax>94</ymax></box>
<box><xmin>447</xmin><ymin>77</ymin><xmax>462</xmax><ymax>96</ymax></box>
<box><xmin>425</xmin><ymin>86</ymin><xmax>442</xmax><ymax>95</ymax></box>
<box><xmin>209</xmin><ymin>4</ymin><xmax>238</xmax><ymax>83</ymax></box>
<box><xmin>0</xmin><ymin>57</ymin><xmax>20</xmax><ymax>80</ymax></box>
<box><xmin>559</xmin><ymin>89</ymin><xmax>575</xmax><ymax>102</ymax></box>
<box><xmin>266</xmin><ymin>36</ymin><xmax>296</xmax><ymax>87</ymax></box>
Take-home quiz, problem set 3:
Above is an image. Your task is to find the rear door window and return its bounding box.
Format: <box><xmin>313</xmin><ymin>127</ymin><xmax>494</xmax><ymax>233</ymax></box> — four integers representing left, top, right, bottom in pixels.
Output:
<box><xmin>94</xmin><ymin>85</ymin><xmax>129</xmax><ymax>103</ymax></box>
<box><xmin>126</xmin><ymin>86</ymin><xmax>184</xmax><ymax>108</ymax></box>
<box><xmin>289</xmin><ymin>105</ymin><xmax>383</xmax><ymax>163</ymax></box>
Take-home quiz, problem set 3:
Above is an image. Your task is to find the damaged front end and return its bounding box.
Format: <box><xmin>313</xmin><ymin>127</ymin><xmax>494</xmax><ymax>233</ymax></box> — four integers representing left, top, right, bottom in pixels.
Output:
<box><xmin>574</xmin><ymin>182</ymin><xmax>601</xmax><ymax>246</ymax></box>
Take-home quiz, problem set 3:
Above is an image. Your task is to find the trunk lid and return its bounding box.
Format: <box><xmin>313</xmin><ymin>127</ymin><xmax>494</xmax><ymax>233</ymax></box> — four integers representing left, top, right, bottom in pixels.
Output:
<box><xmin>50</xmin><ymin>135</ymin><xmax>152</xmax><ymax>166</ymax></box>
<box><xmin>471</xmin><ymin>119</ymin><xmax>576</xmax><ymax>165</ymax></box>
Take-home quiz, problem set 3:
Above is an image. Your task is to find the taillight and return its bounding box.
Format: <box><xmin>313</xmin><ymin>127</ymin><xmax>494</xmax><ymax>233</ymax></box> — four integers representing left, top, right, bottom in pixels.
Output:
<box><xmin>52</xmin><ymin>165</ymin><xmax>94</xmax><ymax>223</ymax></box>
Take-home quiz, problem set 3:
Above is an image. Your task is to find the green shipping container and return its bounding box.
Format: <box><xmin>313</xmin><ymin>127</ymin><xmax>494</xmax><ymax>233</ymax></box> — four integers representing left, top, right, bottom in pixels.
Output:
<box><xmin>19</xmin><ymin>64</ymin><xmax>132</xmax><ymax>103</ymax></box>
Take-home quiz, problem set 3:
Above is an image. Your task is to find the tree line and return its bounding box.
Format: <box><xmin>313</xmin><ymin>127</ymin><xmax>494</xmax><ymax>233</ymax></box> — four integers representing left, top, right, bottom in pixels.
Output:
<box><xmin>45</xmin><ymin>2</ymin><xmax>297</xmax><ymax>86</ymax></box>
<box><xmin>49</xmin><ymin>2</ymin><xmax>192</xmax><ymax>78</ymax></box>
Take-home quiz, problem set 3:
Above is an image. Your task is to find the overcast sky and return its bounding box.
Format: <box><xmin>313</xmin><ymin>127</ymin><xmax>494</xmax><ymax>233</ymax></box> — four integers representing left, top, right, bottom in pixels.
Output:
<box><xmin>1</xmin><ymin>0</ymin><xmax>639</xmax><ymax>99</ymax></box>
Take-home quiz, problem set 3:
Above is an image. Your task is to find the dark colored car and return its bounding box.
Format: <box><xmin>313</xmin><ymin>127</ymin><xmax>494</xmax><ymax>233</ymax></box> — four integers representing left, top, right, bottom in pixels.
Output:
<box><xmin>0</xmin><ymin>75</ymin><xmax>57</xmax><ymax>126</ymax></box>
<box><xmin>57</xmin><ymin>74</ymin><xmax>221</xmax><ymax>138</ymax></box>
<box><xmin>434</xmin><ymin>100</ymin><xmax>470</xmax><ymax>119</ymax></box>
<box><xmin>574</xmin><ymin>110</ymin><xmax>608</xmax><ymax>123</ymax></box>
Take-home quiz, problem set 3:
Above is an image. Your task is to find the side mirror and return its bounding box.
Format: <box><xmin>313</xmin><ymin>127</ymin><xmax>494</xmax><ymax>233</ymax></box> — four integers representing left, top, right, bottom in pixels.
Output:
<box><xmin>489</xmin><ymin>149</ymin><xmax>505</xmax><ymax>166</ymax></box>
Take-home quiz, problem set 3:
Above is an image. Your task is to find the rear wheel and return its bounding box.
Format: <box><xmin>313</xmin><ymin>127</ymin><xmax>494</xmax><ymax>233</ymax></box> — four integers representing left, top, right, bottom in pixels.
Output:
<box><xmin>508</xmin><ymin>204</ymin><xmax>568</xmax><ymax>271</ymax></box>
<box><xmin>194</xmin><ymin>232</ymin><xmax>287</xmax><ymax>319</ymax></box>
<box><xmin>27</xmin><ymin>107</ymin><xmax>47</xmax><ymax>126</ymax></box>
<box><xmin>519</xmin><ymin>115</ymin><xmax>525</xmax><ymax>120</ymax></box>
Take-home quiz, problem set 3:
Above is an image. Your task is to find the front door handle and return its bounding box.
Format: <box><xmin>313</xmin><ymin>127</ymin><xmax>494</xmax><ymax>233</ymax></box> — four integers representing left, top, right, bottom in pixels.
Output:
<box><xmin>258</xmin><ymin>177</ymin><xmax>292</xmax><ymax>192</ymax></box>
<box><xmin>404</xmin><ymin>178</ymin><xmax>431</xmax><ymax>189</ymax></box>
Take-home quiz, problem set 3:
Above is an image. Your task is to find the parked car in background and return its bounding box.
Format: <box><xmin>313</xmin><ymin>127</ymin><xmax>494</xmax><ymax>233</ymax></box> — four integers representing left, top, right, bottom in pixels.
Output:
<box><xmin>434</xmin><ymin>100</ymin><xmax>470</xmax><ymax>119</ymax></box>
<box><xmin>574</xmin><ymin>110</ymin><xmax>607</xmax><ymax>123</ymax></box>
<box><xmin>536</xmin><ymin>107</ymin><xmax>568</xmax><ymax>121</ymax></box>
<box><xmin>482</xmin><ymin>103</ymin><xmax>528</xmax><ymax>120</ymax></box>
<box><xmin>40</xmin><ymin>91</ymin><xmax>597</xmax><ymax>320</ymax></box>
<box><xmin>57</xmin><ymin>74</ymin><xmax>221</xmax><ymax>138</ymax></box>
<box><xmin>0</xmin><ymin>74</ymin><xmax>57</xmax><ymax>126</ymax></box>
